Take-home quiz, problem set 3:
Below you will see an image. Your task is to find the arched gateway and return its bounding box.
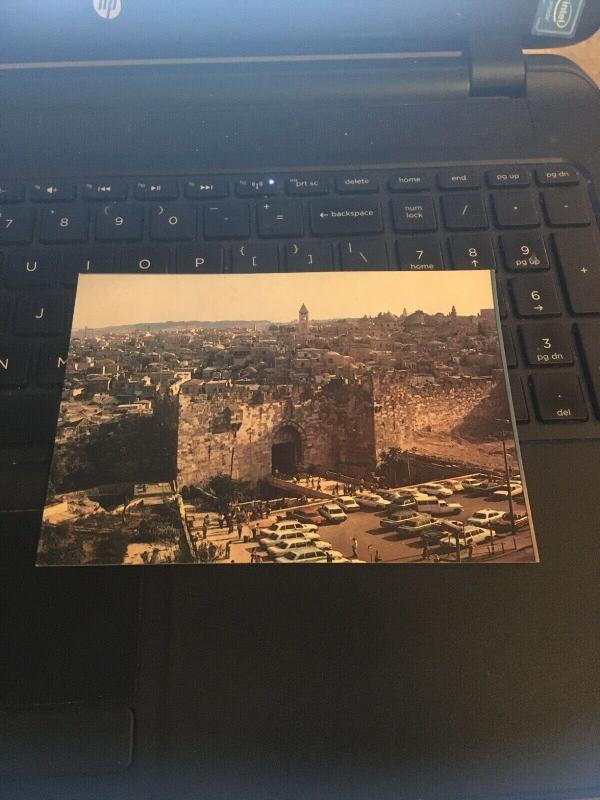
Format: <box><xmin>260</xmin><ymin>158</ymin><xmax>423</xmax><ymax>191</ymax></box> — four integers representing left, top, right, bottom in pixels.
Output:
<box><xmin>271</xmin><ymin>424</ymin><xmax>303</xmax><ymax>476</ymax></box>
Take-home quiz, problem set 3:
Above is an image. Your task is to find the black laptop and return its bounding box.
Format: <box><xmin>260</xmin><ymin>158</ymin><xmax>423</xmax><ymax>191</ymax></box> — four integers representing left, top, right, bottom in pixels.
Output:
<box><xmin>1</xmin><ymin>1</ymin><xmax>600</xmax><ymax>798</ymax></box>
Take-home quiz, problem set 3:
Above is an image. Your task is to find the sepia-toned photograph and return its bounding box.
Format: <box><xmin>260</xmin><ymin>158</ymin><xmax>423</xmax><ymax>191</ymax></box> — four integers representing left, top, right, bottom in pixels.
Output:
<box><xmin>37</xmin><ymin>271</ymin><xmax>538</xmax><ymax>566</ymax></box>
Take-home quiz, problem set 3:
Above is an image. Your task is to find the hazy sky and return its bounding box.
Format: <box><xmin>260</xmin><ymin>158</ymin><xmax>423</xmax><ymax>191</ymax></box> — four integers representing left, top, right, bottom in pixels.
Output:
<box><xmin>72</xmin><ymin>271</ymin><xmax>495</xmax><ymax>329</ymax></box>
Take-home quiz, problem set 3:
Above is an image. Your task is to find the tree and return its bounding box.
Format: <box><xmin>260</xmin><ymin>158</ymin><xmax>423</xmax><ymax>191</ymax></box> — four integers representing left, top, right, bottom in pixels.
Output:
<box><xmin>202</xmin><ymin>473</ymin><xmax>254</xmax><ymax>513</ymax></box>
<box><xmin>377</xmin><ymin>447</ymin><xmax>410</xmax><ymax>487</ymax></box>
<box><xmin>37</xmin><ymin>521</ymin><xmax>84</xmax><ymax>566</ymax></box>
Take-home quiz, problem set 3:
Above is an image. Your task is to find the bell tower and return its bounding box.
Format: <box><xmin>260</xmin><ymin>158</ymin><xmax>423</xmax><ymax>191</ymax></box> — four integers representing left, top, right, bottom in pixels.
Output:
<box><xmin>298</xmin><ymin>303</ymin><xmax>309</xmax><ymax>335</ymax></box>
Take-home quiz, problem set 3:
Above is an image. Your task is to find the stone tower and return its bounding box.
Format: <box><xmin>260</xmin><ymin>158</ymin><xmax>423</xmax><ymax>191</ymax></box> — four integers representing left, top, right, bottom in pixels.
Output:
<box><xmin>298</xmin><ymin>303</ymin><xmax>309</xmax><ymax>335</ymax></box>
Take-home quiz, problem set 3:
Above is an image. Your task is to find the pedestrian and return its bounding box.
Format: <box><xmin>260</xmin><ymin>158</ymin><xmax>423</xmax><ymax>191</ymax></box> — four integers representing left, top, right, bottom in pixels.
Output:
<box><xmin>467</xmin><ymin>542</ymin><xmax>474</xmax><ymax>560</ymax></box>
<box><xmin>351</xmin><ymin>536</ymin><xmax>358</xmax><ymax>559</ymax></box>
<box><xmin>218</xmin><ymin>513</ymin><xmax>224</xmax><ymax>529</ymax></box>
<box><xmin>374</xmin><ymin>550</ymin><xmax>382</xmax><ymax>563</ymax></box>
<box><xmin>228</xmin><ymin>519</ymin><xmax>234</xmax><ymax>537</ymax></box>
<box><xmin>202</xmin><ymin>521</ymin><xmax>208</xmax><ymax>540</ymax></box>
<box><xmin>252</xmin><ymin>522</ymin><xmax>260</xmax><ymax>540</ymax></box>
<box><xmin>237</xmin><ymin>520</ymin><xmax>243</xmax><ymax>540</ymax></box>
<box><xmin>422</xmin><ymin>542</ymin><xmax>430</xmax><ymax>561</ymax></box>
<box><xmin>333</xmin><ymin>483</ymin><xmax>339</xmax><ymax>496</ymax></box>
<box><xmin>326</xmin><ymin>550</ymin><xmax>333</xmax><ymax>563</ymax></box>
<box><xmin>208</xmin><ymin>542</ymin><xmax>217</xmax><ymax>560</ymax></box>
<box><xmin>203</xmin><ymin>513</ymin><xmax>210</xmax><ymax>527</ymax></box>
<box><xmin>316</xmin><ymin>479</ymin><xmax>322</xmax><ymax>491</ymax></box>
<box><xmin>225</xmin><ymin>540</ymin><xmax>231</xmax><ymax>559</ymax></box>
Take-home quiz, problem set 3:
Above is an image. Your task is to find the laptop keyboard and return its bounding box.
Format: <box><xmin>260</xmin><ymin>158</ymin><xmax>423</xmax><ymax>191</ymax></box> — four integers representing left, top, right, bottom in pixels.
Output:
<box><xmin>1</xmin><ymin>162</ymin><xmax>599</xmax><ymax>510</ymax></box>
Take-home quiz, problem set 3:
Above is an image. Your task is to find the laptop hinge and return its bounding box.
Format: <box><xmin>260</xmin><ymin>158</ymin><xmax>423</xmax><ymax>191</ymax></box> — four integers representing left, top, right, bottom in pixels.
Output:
<box><xmin>468</xmin><ymin>35</ymin><xmax>526</xmax><ymax>98</ymax></box>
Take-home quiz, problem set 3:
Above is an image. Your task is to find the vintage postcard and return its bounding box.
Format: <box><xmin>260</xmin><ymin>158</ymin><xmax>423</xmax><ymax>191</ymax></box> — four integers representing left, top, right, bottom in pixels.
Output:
<box><xmin>36</xmin><ymin>271</ymin><xmax>538</xmax><ymax>566</ymax></box>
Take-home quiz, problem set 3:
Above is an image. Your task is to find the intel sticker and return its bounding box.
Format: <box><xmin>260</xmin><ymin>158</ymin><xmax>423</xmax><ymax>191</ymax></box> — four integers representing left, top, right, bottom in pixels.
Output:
<box><xmin>532</xmin><ymin>0</ymin><xmax>586</xmax><ymax>38</ymax></box>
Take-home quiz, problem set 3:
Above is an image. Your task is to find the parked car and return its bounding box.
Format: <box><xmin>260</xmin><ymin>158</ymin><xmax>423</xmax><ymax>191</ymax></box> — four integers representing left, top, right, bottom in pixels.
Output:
<box><xmin>387</xmin><ymin>495</ymin><xmax>418</xmax><ymax>512</ymax></box>
<box><xmin>316</xmin><ymin>550</ymin><xmax>347</xmax><ymax>562</ymax></box>
<box><xmin>428</xmin><ymin>499</ymin><xmax>463</xmax><ymax>516</ymax></box>
<box><xmin>440</xmin><ymin>479</ymin><xmax>464</xmax><ymax>492</ymax></box>
<box><xmin>355</xmin><ymin>492</ymin><xmax>391</xmax><ymax>510</ymax></box>
<box><xmin>275</xmin><ymin>547</ymin><xmax>327</xmax><ymax>563</ymax></box>
<box><xmin>313</xmin><ymin>539</ymin><xmax>333</xmax><ymax>551</ymax></box>
<box><xmin>461</xmin><ymin>476</ymin><xmax>488</xmax><ymax>489</ymax></box>
<box><xmin>418</xmin><ymin>482</ymin><xmax>453</xmax><ymax>498</ymax></box>
<box><xmin>395</xmin><ymin>518</ymin><xmax>443</xmax><ymax>537</ymax></box>
<box><xmin>463</xmin><ymin>482</ymin><xmax>494</xmax><ymax>497</ymax></box>
<box><xmin>318</xmin><ymin>502</ymin><xmax>348</xmax><ymax>523</ymax></box>
<box><xmin>266</xmin><ymin>537</ymin><xmax>312</xmax><ymax>557</ymax></box>
<box><xmin>337</xmin><ymin>495</ymin><xmax>360</xmax><ymax>512</ymax></box>
<box><xmin>490</xmin><ymin>482</ymin><xmax>523</xmax><ymax>500</ymax></box>
<box><xmin>288</xmin><ymin>507</ymin><xmax>326</xmax><ymax>526</ymax></box>
<box><xmin>260</xmin><ymin>521</ymin><xmax>319</xmax><ymax>547</ymax></box>
<box><xmin>379</xmin><ymin>510</ymin><xmax>426</xmax><ymax>531</ymax></box>
<box><xmin>492</xmin><ymin>511</ymin><xmax>529</xmax><ymax>533</ymax></box>
<box><xmin>466</xmin><ymin>509</ymin><xmax>505</xmax><ymax>528</ymax></box>
<box><xmin>439</xmin><ymin>525</ymin><xmax>489</xmax><ymax>548</ymax></box>
<box><xmin>379</xmin><ymin>489</ymin><xmax>407</xmax><ymax>503</ymax></box>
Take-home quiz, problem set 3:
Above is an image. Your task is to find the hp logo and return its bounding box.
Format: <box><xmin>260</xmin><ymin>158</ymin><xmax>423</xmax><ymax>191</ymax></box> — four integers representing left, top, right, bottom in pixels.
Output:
<box><xmin>93</xmin><ymin>0</ymin><xmax>122</xmax><ymax>20</ymax></box>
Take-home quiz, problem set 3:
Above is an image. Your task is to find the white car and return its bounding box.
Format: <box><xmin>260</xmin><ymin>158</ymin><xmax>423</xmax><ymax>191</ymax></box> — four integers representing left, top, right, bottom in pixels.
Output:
<box><xmin>260</xmin><ymin>521</ymin><xmax>319</xmax><ymax>547</ymax></box>
<box><xmin>275</xmin><ymin>547</ymin><xmax>326</xmax><ymax>563</ymax></box>
<box><xmin>430</xmin><ymin>500</ymin><xmax>463</xmax><ymax>516</ymax></box>
<box><xmin>440</xmin><ymin>479</ymin><xmax>464</xmax><ymax>492</ymax></box>
<box><xmin>462</xmin><ymin>477</ymin><xmax>487</xmax><ymax>490</ymax></box>
<box><xmin>317</xmin><ymin>550</ymin><xmax>347</xmax><ymax>562</ymax></box>
<box><xmin>466</xmin><ymin>509</ymin><xmax>505</xmax><ymax>528</ymax></box>
<box><xmin>337</xmin><ymin>495</ymin><xmax>360</xmax><ymax>512</ymax></box>
<box><xmin>266</xmin><ymin>537</ymin><xmax>312</xmax><ymax>557</ymax></box>
<box><xmin>418</xmin><ymin>482</ymin><xmax>453</xmax><ymax>498</ymax></box>
<box><xmin>318</xmin><ymin>502</ymin><xmax>348</xmax><ymax>523</ymax></box>
<box><xmin>491</xmin><ymin>482</ymin><xmax>523</xmax><ymax>500</ymax></box>
<box><xmin>355</xmin><ymin>492</ymin><xmax>391</xmax><ymax>509</ymax></box>
<box><xmin>313</xmin><ymin>539</ymin><xmax>333</xmax><ymax>551</ymax></box>
<box><xmin>439</xmin><ymin>525</ymin><xmax>489</xmax><ymax>548</ymax></box>
<box><xmin>378</xmin><ymin>490</ymin><xmax>406</xmax><ymax>502</ymax></box>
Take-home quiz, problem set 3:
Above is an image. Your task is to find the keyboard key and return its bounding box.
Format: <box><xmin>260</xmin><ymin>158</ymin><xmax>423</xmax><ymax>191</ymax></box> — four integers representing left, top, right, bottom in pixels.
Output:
<box><xmin>536</xmin><ymin>166</ymin><xmax>579</xmax><ymax>186</ymax></box>
<box><xmin>542</xmin><ymin>188</ymin><xmax>591</xmax><ymax>227</ymax></box>
<box><xmin>511</xmin><ymin>276</ymin><xmax>561</xmax><ymax>317</ymax></box>
<box><xmin>531</xmin><ymin>373</ymin><xmax>588</xmax><ymax>422</ymax></box>
<box><xmin>0</xmin><ymin>206</ymin><xmax>35</xmax><ymax>244</ymax></box>
<box><xmin>176</xmin><ymin>244</ymin><xmax>224</xmax><ymax>273</ymax></box>
<box><xmin>396</xmin><ymin>236</ymin><xmax>443</xmax><ymax>271</ymax></box>
<box><xmin>83</xmin><ymin>180</ymin><xmax>128</xmax><ymax>200</ymax></box>
<box><xmin>519</xmin><ymin>323</ymin><xmax>574</xmax><ymax>367</ymax></box>
<box><xmin>437</xmin><ymin>169</ymin><xmax>480</xmax><ymax>190</ymax></box>
<box><xmin>391</xmin><ymin>196</ymin><xmax>436</xmax><ymax>233</ymax></box>
<box><xmin>576</xmin><ymin>322</ymin><xmax>600</xmax><ymax>416</ymax></box>
<box><xmin>286</xmin><ymin>176</ymin><xmax>329</xmax><ymax>196</ymax></box>
<box><xmin>14</xmin><ymin>293</ymin><xmax>66</xmax><ymax>336</ymax></box>
<box><xmin>310</xmin><ymin>199</ymin><xmax>383</xmax><ymax>236</ymax></box>
<box><xmin>184</xmin><ymin>179</ymin><xmax>229</xmax><ymax>199</ymax></box>
<box><xmin>61</xmin><ymin>246</ymin><xmax>116</xmax><ymax>285</ymax></box>
<box><xmin>335</xmin><ymin>174</ymin><xmax>379</xmax><ymax>193</ymax></box>
<box><xmin>149</xmin><ymin>204</ymin><xmax>196</xmax><ymax>241</ymax></box>
<box><xmin>120</xmin><ymin>246</ymin><xmax>170</xmax><ymax>273</ymax></box>
<box><xmin>441</xmin><ymin>195</ymin><xmax>488</xmax><ymax>231</ymax></box>
<box><xmin>236</xmin><ymin>177</ymin><xmax>279</xmax><ymax>197</ymax></box>
<box><xmin>509</xmin><ymin>375</ymin><xmax>529</xmax><ymax>422</ymax></box>
<box><xmin>0</xmin><ymin>293</ymin><xmax>9</xmax><ymax>330</ymax></box>
<box><xmin>0</xmin><ymin>391</ymin><xmax>60</xmax><ymax>444</ymax></box>
<box><xmin>486</xmin><ymin>168</ymin><xmax>530</xmax><ymax>188</ymax></box>
<box><xmin>553</xmin><ymin>229</ymin><xmax>600</xmax><ymax>315</ymax></box>
<box><xmin>501</xmin><ymin>326</ymin><xmax>517</xmax><ymax>368</ymax></box>
<box><xmin>95</xmin><ymin>204</ymin><xmax>143</xmax><ymax>241</ymax></box>
<box><xmin>388</xmin><ymin>171</ymin><xmax>431</xmax><ymax>193</ymax></box>
<box><xmin>0</xmin><ymin>341</ymin><xmax>30</xmax><ymax>386</ymax></box>
<box><xmin>40</xmin><ymin>206</ymin><xmax>89</xmax><ymax>243</ymax></box>
<box><xmin>37</xmin><ymin>341</ymin><xmax>69</xmax><ymax>385</ymax></box>
<box><xmin>492</xmin><ymin>192</ymin><xmax>540</xmax><ymax>228</ymax></box>
<box><xmin>231</xmin><ymin>243</ymin><xmax>279</xmax><ymax>273</ymax></box>
<box><xmin>340</xmin><ymin>239</ymin><xmax>387</xmax><ymax>270</ymax></box>
<box><xmin>30</xmin><ymin>182</ymin><xmax>76</xmax><ymax>202</ymax></box>
<box><xmin>285</xmin><ymin>241</ymin><xmax>333</xmax><ymax>271</ymax></box>
<box><xmin>134</xmin><ymin>180</ymin><xmax>178</xmax><ymax>200</ymax></box>
<box><xmin>500</xmin><ymin>233</ymin><xmax>549</xmax><ymax>271</ymax></box>
<box><xmin>5</xmin><ymin>251</ymin><xmax>61</xmax><ymax>288</ymax></box>
<box><xmin>0</xmin><ymin>182</ymin><xmax>25</xmax><ymax>203</ymax></box>
<box><xmin>257</xmin><ymin>201</ymin><xmax>303</xmax><ymax>238</ymax></box>
<box><xmin>204</xmin><ymin>204</ymin><xmax>250</xmax><ymax>240</ymax></box>
<box><xmin>448</xmin><ymin>234</ymin><xmax>495</xmax><ymax>269</ymax></box>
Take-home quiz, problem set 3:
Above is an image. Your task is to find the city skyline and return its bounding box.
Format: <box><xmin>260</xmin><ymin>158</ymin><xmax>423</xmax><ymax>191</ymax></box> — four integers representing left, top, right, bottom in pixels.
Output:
<box><xmin>72</xmin><ymin>271</ymin><xmax>497</xmax><ymax>330</ymax></box>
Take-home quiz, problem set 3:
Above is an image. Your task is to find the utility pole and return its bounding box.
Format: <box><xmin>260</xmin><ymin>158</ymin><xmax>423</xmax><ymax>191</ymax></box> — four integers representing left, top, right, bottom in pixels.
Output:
<box><xmin>496</xmin><ymin>419</ymin><xmax>516</xmax><ymax>545</ymax></box>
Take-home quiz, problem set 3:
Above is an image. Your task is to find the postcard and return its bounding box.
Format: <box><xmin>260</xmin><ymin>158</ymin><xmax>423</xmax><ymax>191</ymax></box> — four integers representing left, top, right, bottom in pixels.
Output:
<box><xmin>36</xmin><ymin>271</ymin><xmax>538</xmax><ymax>565</ymax></box>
